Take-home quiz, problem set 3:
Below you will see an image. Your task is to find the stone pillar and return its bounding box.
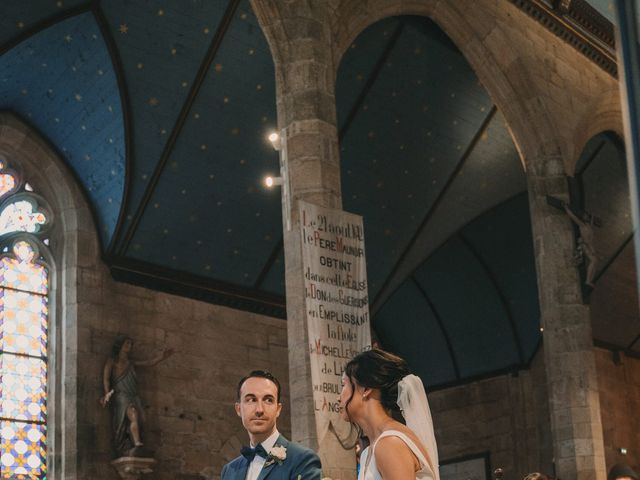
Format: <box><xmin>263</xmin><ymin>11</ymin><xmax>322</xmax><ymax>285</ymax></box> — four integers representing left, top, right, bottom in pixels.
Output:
<box><xmin>527</xmin><ymin>156</ymin><xmax>606</xmax><ymax>480</ymax></box>
<box><xmin>252</xmin><ymin>1</ymin><xmax>355</xmax><ymax>478</ymax></box>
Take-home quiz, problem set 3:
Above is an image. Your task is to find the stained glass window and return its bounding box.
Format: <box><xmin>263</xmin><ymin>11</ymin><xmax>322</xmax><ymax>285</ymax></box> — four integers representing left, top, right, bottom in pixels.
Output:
<box><xmin>0</xmin><ymin>159</ymin><xmax>50</xmax><ymax>480</ymax></box>
<box><xmin>0</xmin><ymin>201</ymin><xmax>47</xmax><ymax>237</ymax></box>
<box><xmin>0</xmin><ymin>241</ymin><xmax>48</xmax><ymax>480</ymax></box>
<box><xmin>0</xmin><ymin>162</ymin><xmax>16</xmax><ymax>200</ymax></box>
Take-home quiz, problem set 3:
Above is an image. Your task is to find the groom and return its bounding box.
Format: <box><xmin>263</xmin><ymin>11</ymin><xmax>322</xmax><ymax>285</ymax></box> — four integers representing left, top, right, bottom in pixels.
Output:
<box><xmin>221</xmin><ymin>370</ymin><xmax>322</xmax><ymax>480</ymax></box>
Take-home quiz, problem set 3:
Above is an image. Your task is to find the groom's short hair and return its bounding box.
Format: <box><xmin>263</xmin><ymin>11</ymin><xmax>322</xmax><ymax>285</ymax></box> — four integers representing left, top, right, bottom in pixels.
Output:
<box><xmin>236</xmin><ymin>370</ymin><xmax>282</xmax><ymax>402</ymax></box>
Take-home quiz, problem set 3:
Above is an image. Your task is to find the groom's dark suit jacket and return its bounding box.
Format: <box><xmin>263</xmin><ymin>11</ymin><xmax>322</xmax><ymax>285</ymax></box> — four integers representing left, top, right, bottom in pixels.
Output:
<box><xmin>221</xmin><ymin>435</ymin><xmax>322</xmax><ymax>480</ymax></box>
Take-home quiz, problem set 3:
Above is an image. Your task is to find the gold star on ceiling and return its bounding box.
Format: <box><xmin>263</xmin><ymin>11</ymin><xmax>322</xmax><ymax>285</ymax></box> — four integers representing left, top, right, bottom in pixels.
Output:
<box><xmin>148</xmin><ymin>97</ymin><xmax>159</xmax><ymax>106</ymax></box>
<box><xmin>215</xmin><ymin>63</ymin><xmax>223</xmax><ymax>73</ymax></box>
<box><xmin>119</xmin><ymin>24</ymin><xmax>129</xmax><ymax>34</ymax></box>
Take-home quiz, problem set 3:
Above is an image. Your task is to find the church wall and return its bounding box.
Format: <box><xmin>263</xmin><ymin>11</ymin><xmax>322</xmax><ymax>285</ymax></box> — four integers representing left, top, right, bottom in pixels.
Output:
<box><xmin>74</xmin><ymin>262</ymin><xmax>290</xmax><ymax>480</ymax></box>
<box><xmin>428</xmin><ymin>348</ymin><xmax>553</xmax><ymax>480</ymax></box>
<box><xmin>596</xmin><ymin>348</ymin><xmax>640</xmax><ymax>471</ymax></box>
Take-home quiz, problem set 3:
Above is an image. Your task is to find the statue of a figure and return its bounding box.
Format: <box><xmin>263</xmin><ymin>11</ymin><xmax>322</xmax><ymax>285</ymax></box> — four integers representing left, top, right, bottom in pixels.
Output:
<box><xmin>100</xmin><ymin>335</ymin><xmax>174</xmax><ymax>457</ymax></box>
<box><xmin>562</xmin><ymin>201</ymin><xmax>598</xmax><ymax>287</ymax></box>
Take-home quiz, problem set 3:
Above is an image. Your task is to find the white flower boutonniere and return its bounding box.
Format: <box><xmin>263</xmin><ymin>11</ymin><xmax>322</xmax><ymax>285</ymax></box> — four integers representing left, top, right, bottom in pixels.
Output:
<box><xmin>265</xmin><ymin>445</ymin><xmax>287</xmax><ymax>467</ymax></box>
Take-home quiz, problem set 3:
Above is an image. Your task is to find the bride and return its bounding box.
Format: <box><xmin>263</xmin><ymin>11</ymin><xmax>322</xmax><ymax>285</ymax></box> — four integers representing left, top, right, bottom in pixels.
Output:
<box><xmin>339</xmin><ymin>349</ymin><xmax>440</xmax><ymax>480</ymax></box>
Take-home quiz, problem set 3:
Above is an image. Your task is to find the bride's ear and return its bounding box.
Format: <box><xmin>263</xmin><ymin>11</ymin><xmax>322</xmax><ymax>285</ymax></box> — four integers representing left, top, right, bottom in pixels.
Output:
<box><xmin>362</xmin><ymin>387</ymin><xmax>373</xmax><ymax>400</ymax></box>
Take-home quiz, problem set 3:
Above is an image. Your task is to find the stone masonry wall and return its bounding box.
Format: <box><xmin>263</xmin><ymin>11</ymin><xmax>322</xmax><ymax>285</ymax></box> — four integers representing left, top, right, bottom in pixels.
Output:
<box><xmin>596</xmin><ymin>348</ymin><xmax>640</xmax><ymax>472</ymax></box>
<box><xmin>427</xmin><ymin>346</ymin><xmax>640</xmax><ymax>480</ymax></box>
<box><xmin>75</xmin><ymin>261</ymin><xmax>290</xmax><ymax>480</ymax></box>
<box><xmin>429</xmin><ymin>349</ymin><xmax>553</xmax><ymax>480</ymax></box>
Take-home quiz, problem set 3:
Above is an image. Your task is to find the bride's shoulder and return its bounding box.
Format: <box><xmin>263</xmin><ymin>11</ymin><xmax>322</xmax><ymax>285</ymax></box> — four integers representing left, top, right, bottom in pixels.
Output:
<box><xmin>374</xmin><ymin>433</ymin><xmax>421</xmax><ymax>476</ymax></box>
<box><xmin>376</xmin><ymin>428</ymin><xmax>419</xmax><ymax>457</ymax></box>
<box><xmin>376</xmin><ymin>427</ymin><xmax>430</xmax><ymax>464</ymax></box>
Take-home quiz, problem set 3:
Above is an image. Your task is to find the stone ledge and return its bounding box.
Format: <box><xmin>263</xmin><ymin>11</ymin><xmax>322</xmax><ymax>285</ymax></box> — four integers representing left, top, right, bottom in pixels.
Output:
<box><xmin>111</xmin><ymin>456</ymin><xmax>156</xmax><ymax>480</ymax></box>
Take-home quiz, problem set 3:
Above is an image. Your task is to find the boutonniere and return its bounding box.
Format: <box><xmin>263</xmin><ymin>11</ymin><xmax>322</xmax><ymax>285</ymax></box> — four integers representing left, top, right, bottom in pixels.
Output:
<box><xmin>265</xmin><ymin>445</ymin><xmax>287</xmax><ymax>467</ymax></box>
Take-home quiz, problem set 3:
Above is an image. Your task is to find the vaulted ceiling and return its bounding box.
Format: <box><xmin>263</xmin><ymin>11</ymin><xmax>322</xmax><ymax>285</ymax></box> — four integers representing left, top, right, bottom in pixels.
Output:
<box><xmin>1</xmin><ymin>0</ymin><xmax>636</xmax><ymax>390</ymax></box>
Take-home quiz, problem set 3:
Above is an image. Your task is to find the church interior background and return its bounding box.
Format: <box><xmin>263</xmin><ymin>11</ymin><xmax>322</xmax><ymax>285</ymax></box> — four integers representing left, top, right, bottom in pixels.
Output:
<box><xmin>0</xmin><ymin>0</ymin><xmax>638</xmax><ymax>479</ymax></box>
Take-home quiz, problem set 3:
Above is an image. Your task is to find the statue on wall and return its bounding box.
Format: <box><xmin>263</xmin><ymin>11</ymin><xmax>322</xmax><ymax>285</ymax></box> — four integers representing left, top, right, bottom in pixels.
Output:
<box><xmin>100</xmin><ymin>335</ymin><xmax>174</xmax><ymax>457</ymax></box>
<box><xmin>562</xmin><ymin>201</ymin><xmax>598</xmax><ymax>287</ymax></box>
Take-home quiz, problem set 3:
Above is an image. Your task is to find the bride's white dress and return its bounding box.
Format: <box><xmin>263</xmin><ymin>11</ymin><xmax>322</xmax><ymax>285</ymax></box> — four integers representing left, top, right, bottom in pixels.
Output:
<box><xmin>358</xmin><ymin>430</ymin><xmax>437</xmax><ymax>480</ymax></box>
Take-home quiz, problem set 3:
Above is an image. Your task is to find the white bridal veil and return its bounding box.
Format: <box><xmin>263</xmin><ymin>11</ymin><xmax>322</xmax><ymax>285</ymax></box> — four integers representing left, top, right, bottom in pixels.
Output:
<box><xmin>397</xmin><ymin>374</ymin><xmax>440</xmax><ymax>480</ymax></box>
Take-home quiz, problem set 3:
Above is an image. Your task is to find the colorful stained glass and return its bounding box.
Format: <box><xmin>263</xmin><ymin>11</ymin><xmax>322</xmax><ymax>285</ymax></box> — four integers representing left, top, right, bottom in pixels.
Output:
<box><xmin>0</xmin><ymin>162</ymin><xmax>50</xmax><ymax>479</ymax></box>
<box><xmin>0</xmin><ymin>421</ymin><xmax>46</xmax><ymax>479</ymax></box>
<box><xmin>0</xmin><ymin>244</ymin><xmax>47</xmax><ymax>295</ymax></box>
<box><xmin>0</xmin><ymin>173</ymin><xmax>16</xmax><ymax>200</ymax></box>
<box><xmin>0</xmin><ymin>291</ymin><xmax>47</xmax><ymax>358</ymax></box>
<box><xmin>0</xmin><ymin>201</ymin><xmax>47</xmax><ymax>236</ymax></box>
<box><xmin>0</xmin><ymin>355</ymin><xmax>46</xmax><ymax>422</ymax></box>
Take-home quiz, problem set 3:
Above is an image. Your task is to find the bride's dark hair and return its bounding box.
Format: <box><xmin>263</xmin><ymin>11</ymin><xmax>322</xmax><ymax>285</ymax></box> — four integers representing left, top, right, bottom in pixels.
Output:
<box><xmin>344</xmin><ymin>348</ymin><xmax>411</xmax><ymax>423</ymax></box>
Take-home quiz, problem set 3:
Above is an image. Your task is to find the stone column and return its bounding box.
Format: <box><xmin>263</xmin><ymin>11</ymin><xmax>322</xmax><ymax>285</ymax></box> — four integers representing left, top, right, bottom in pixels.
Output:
<box><xmin>252</xmin><ymin>2</ymin><xmax>355</xmax><ymax>478</ymax></box>
<box><xmin>527</xmin><ymin>156</ymin><xmax>606</xmax><ymax>480</ymax></box>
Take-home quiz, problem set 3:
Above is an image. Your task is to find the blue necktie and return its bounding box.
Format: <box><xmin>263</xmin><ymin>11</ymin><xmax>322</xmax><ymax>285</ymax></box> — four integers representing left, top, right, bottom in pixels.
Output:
<box><xmin>241</xmin><ymin>444</ymin><xmax>268</xmax><ymax>462</ymax></box>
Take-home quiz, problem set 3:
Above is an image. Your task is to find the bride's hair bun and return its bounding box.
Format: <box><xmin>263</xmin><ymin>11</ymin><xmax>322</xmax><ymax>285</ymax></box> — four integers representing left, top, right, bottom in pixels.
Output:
<box><xmin>344</xmin><ymin>348</ymin><xmax>411</xmax><ymax>421</ymax></box>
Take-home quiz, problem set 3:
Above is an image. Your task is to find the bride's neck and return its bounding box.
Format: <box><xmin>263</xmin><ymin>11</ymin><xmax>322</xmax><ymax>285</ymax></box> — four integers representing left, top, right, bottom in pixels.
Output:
<box><xmin>358</xmin><ymin>403</ymin><xmax>397</xmax><ymax>442</ymax></box>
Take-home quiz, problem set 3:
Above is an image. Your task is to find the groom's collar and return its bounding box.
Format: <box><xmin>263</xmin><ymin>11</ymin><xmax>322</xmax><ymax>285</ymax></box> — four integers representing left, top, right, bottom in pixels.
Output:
<box><xmin>251</xmin><ymin>429</ymin><xmax>280</xmax><ymax>452</ymax></box>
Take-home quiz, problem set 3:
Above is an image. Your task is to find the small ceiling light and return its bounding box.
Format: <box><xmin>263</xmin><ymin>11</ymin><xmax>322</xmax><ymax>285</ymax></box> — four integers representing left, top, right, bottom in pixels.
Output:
<box><xmin>264</xmin><ymin>176</ymin><xmax>283</xmax><ymax>188</ymax></box>
<box><xmin>268</xmin><ymin>132</ymin><xmax>281</xmax><ymax>151</ymax></box>
<box><xmin>539</xmin><ymin>327</ymin><xmax>544</xmax><ymax>332</ymax></box>
<box><xmin>619</xmin><ymin>447</ymin><xmax>628</xmax><ymax>455</ymax></box>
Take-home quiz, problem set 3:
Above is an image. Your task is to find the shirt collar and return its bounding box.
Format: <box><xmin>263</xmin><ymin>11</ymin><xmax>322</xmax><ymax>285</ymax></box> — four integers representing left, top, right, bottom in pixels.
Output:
<box><xmin>252</xmin><ymin>428</ymin><xmax>280</xmax><ymax>453</ymax></box>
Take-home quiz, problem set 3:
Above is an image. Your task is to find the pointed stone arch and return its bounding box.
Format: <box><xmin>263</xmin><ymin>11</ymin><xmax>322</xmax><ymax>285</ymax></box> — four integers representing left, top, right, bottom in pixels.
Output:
<box><xmin>0</xmin><ymin>111</ymin><xmax>101</xmax><ymax>480</ymax></box>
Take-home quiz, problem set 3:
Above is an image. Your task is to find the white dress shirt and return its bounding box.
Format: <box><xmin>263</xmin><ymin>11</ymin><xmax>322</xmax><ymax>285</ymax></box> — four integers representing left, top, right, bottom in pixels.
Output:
<box><xmin>246</xmin><ymin>429</ymin><xmax>280</xmax><ymax>480</ymax></box>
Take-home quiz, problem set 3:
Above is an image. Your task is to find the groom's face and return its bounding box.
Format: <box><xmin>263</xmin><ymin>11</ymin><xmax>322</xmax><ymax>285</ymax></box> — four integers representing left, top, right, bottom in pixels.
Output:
<box><xmin>235</xmin><ymin>377</ymin><xmax>282</xmax><ymax>442</ymax></box>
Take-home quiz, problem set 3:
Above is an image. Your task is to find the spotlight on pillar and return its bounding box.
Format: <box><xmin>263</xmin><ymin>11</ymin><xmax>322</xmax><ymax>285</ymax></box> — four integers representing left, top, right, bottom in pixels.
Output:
<box><xmin>263</xmin><ymin>129</ymin><xmax>291</xmax><ymax>230</ymax></box>
<box><xmin>264</xmin><ymin>176</ymin><xmax>283</xmax><ymax>188</ymax></box>
<box><xmin>268</xmin><ymin>132</ymin><xmax>281</xmax><ymax>151</ymax></box>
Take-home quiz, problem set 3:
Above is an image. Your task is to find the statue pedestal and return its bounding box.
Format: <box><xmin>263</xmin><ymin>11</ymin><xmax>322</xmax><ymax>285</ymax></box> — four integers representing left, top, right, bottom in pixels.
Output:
<box><xmin>111</xmin><ymin>456</ymin><xmax>156</xmax><ymax>480</ymax></box>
